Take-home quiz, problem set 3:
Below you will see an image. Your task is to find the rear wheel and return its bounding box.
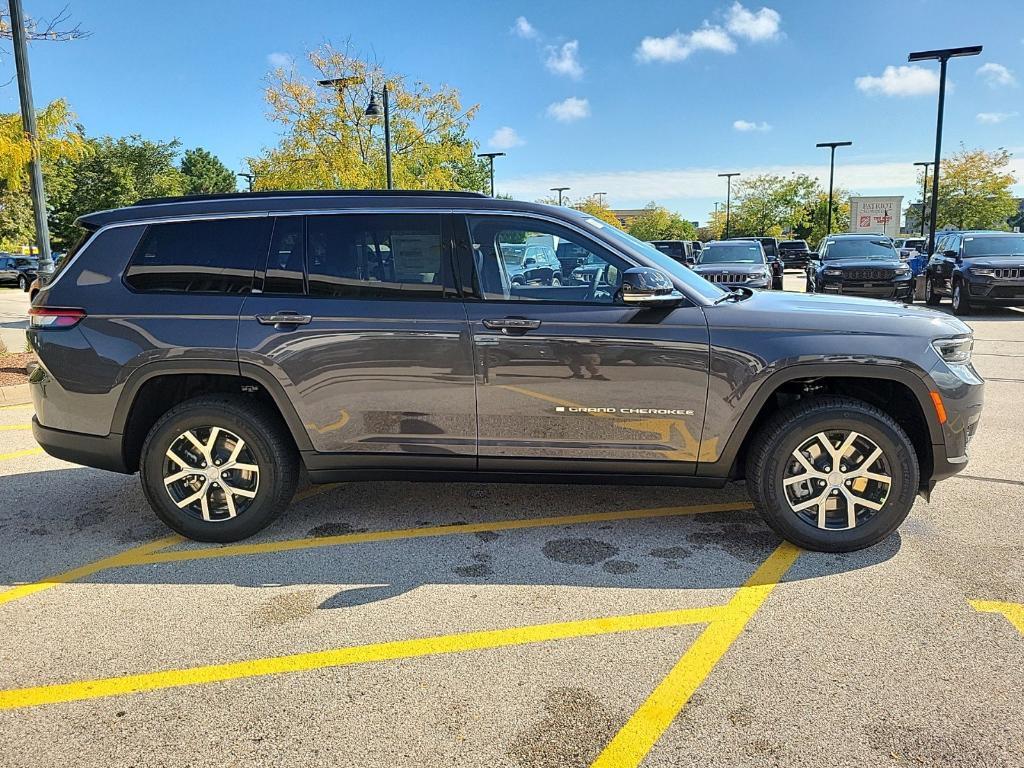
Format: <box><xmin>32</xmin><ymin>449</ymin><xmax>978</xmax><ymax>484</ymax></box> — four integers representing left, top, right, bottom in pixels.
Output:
<box><xmin>140</xmin><ymin>395</ymin><xmax>299</xmax><ymax>542</ymax></box>
<box><xmin>925</xmin><ymin>273</ymin><xmax>942</xmax><ymax>306</ymax></box>
<box><xmin>951</xmin><ymin>280</ymin><xmax>972</xmax><ymax>316</ymax></box>
<box><xmin>745</xmin><ymin>396</ymin><xmax>919</xmax><ymax>552</ymax></box>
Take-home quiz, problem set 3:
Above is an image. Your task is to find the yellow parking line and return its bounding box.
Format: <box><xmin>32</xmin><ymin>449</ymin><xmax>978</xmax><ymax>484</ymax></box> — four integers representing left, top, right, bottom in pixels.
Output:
<box><xmin>0</xmin><ymin>447</ymin><xmax>43</xmax><ymax>461</ymax></box>
<box><xmin>970</xmin><ymin>599</ymin><xmax>1024</xmax><ymax>635</ymax></box>
<box><xmin>591</xmin><ymin>541</ymin><xmax>801</xmax><ymax>768</ymax></box>
<box><xmin>132</xmin><ymin>502</ymin><xmax>753</xmax><ymax>566</ymax></box>
<box><xmin>0</xmin><ymin>424</ymin><xmax>31</xmax><ymax>431</ymax></box>
<box><xmin>0</xmin><ymin>535</ymin><xmax>182</xmax><ymax>608</ymax></box>
<box><xmin>0</xmin><ymin>402</ymin><xmax>33</xmax><ymax>410</ymax></box>
<box><xmin>0</xmin><ymin>603</ymin><xmax>731</xmax><ymax>711</ymax></box>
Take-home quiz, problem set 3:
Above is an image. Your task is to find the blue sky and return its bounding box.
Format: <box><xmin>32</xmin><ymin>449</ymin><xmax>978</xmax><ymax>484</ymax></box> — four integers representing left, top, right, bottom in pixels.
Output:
<box><xmin>6</xmin><ymin>0</ymin><xmax>1024</xmax><ymax>223</ymax></box>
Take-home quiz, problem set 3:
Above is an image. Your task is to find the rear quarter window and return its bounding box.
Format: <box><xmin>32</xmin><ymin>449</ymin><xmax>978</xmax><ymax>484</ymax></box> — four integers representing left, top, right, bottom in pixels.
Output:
<box><xmin>124</xmin><ymin>217</ymin><xmax>271</xmax><ymax>293</ymax></box>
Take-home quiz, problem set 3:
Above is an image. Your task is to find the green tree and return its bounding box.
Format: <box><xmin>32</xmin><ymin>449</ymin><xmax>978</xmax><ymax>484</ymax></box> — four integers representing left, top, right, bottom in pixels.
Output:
<box><xmin>573</xmin><ymin>194</ymin><xmax>621</xmax><ymax>227</ymax></box>
<box><xmin>731</xmin><ymin>173</ymin><xmax>819</xmax><ymax>237</ymax></box>
<box><xmin>932</xmin><ymin>146</ymin><xmax>1017</xmax><ymax>230</ymax></box>
<box><xmin>49</xmin><ymin>135</ymin><xmax>185</xmax><ymax>247</ymax></box>
<box><xmin>626</xmin><ymin>202</ymin><xmax>696</xmax><ymax>241</ymax></box>
<box><xmin>181</xmin><ymin>147</ymin><xmax>236</xmax><ymax>195</ymax></box>
<box><xmin>795</xmin><ymin>189</ymin><xmax>851</xmax><ymax>247</ymax></box>
<box><xmin>248</xmin><ymin>43</ymin><xmax>484</xmax><ymax>191</ymax></box>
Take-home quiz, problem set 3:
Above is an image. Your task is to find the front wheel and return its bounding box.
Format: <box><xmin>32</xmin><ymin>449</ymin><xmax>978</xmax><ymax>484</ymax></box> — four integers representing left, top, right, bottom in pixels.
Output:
<box><xmin>140</xmin><ymin>395</ymin><xmax>299</xmax><ymax>542</ymax></box>
<box><xmin>925</xmin><ymin>274</ymin><xmax>942</xmax><ymax>306</ymax></box>
<box><xmin>745</xmin><ymin>396</ymin><xmax>919</xmax><ymax>552</ymax></box>
<box><xmin>952</xmin><ymin>280</ymin><xmax>972</xmax><ymax>316</ymax></box>
<box><xmin>18</xmin><ymin>275</ymin><xmax>28</xmax><ymax>290</ymax></box>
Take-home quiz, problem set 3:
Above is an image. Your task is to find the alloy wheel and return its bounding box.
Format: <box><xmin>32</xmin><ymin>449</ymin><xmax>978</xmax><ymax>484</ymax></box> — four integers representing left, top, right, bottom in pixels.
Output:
<box><xmin>162</xmin><ymin>426</ymin><xmax>260</xmax><ymax>522</ymax></box>
<box><xmin>782</xmin><ymin>430</ymin><xmax>892</xmax><ymax>530</ymax></box>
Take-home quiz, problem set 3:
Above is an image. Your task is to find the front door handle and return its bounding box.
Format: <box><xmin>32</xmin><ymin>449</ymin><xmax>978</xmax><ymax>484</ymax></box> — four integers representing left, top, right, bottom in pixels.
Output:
<box><xmin>482</xmin><ymin>317</ymin><xmax>542</xmax><ymax>334</ymax></box>
<box><xmin>256</xmin><ymin>312</ymin><xmax>312</xmax><ymax>327</ymax></box>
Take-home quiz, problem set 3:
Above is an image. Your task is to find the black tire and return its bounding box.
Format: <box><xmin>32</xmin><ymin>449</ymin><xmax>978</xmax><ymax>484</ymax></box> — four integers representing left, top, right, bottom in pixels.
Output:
<box><xmin>805</xmin><ymin>275</ymin><xmax>814</xmax><ymax>293</ymax></box>
<box><xmin>18</xmin><ymin>275</ymin><xmax>28</xmax><ymax>291</ymax></box>
<box><xmin>550</xmin><ymin>275</ymin><xmax>562</xmax><ymax>287</ymax></box>
<box><xmin>140</xmin><ymin>395</ymin><xmax>299</xmax><ymax>542</ymax></box>
<box><xmin>772</xmin><ymin>277</ymin><xmax>784</xmax><ymax>291</ymax></box>
<box><xmin>924</xmin><ymin>273</ymin><xmax>941</xmax><ymax>306</ymax></box>
<box><xmin>745</xmin><ymin>396</ymin><xmax>919</xmax><ymax>552</ymax></box>
<box><xmin>951</xmin><ymin>279</ymin><xmax>971</xmax><ymax>316</ymax></box>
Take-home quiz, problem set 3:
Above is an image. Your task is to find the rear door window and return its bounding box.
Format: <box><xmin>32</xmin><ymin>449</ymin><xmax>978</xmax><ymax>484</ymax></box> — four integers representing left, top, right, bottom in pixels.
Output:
<box><xmin>125</xmin><ymin>217</ymin><xmax>271</xmax><ymax>293</ymax></box>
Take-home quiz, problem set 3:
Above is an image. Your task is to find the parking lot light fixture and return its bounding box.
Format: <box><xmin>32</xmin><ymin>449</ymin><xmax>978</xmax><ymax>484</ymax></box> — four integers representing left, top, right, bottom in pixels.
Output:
<box><xmin>815</xmin><ymin>142</ymin><xmax>852</xmax><ymax>235</ymax></box>
<box><xmin>319</xmin><ymin>75</ymin><xmax>393</xmax><ymax>190</ymax></box>
<box><xmin>717</xmin><ymin>173</ymin><xmax>739</xmax><ymax>238</ymax></box>
<box><xmin>550</xmin><ymin>186</ymin><xmax>570</xmax><ymax>206</ymax></box>
<box><xmin>594</xmin><ymin>192</ymin><xmax>607</xmax><ymax>206</ymax></box>
<box><xmin>907</xmin><ymin>45</ymin><xmax>982</xmax><ymax>257</ymax></box>
<box><xmin>913</xmin><ymin>161</ymin><xmax>934</xmax><ymax>237</ymax></box>
<box><xmin>237</xmin><ymin>172</ymin><xmax>255</xmax><ymax>192</ymax></box>
<box><xmin>476</xmin><ymin>152</ymin><xmax>505</xmax><ymax>197</ymax></box>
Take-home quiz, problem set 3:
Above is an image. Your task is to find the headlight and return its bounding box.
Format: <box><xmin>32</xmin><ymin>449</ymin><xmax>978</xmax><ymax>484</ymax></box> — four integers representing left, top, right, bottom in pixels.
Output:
<box><xmin>932</xmin><ymin>336</ymin><xmax>973</xmax><ymax>365</ymax></box>
<box><xmin>895</xmin><ymin>265</ymin><xmax>911</xmax><ymax>275</ymax></box>
<box><xmin>969</xmin><ymin>267</ymin><xmax>995</xmax><ymax>277</ymax></box>
<box><xmin>823</xmin><ymin>268</ymin><xmax>843</xmax><ymax>277</ymax></box>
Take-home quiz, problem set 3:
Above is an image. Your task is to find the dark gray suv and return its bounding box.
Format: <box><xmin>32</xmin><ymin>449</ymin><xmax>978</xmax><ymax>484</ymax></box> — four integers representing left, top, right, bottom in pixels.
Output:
<box><xmin>29</xmin><ymin>191</ymin><xmax>984</xmax><ymax>552</ymax></box>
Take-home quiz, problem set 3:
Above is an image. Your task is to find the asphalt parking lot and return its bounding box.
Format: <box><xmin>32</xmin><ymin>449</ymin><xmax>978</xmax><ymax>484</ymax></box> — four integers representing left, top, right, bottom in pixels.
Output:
<box><xmin>1</xmin><ymin>279</ymin><xmax>1022</xmax><ymax>767</ymax></box>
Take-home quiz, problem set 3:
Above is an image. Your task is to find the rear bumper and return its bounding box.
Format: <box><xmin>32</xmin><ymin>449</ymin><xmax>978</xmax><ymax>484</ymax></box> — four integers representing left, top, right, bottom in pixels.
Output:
<box><xmin>32</xmin><ymin>417</ymin><xmax>129</xmax><ymax>474</ymax></box>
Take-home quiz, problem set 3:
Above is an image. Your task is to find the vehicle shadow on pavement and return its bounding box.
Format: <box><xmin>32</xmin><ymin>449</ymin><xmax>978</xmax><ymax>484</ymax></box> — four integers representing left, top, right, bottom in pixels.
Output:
<box><xmin>0</xmin><ymin>467</ymin><xmax>902</xmax><ymax>605</ymax></box>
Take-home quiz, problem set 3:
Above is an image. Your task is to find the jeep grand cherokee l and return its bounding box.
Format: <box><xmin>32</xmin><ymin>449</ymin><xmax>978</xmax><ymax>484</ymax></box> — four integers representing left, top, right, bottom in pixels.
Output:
<box><xmin>924</xmin><ymin>230</ymin><xmax>1024</xmax><ymax>315</ymax></box>
<box><xmin>807</xmin><ymin>234</ymin><xmax>913</xmax><ymax>302</ymax></box>
<box><xmin>691</xmin><ymin>240</ymin><xmax>773</xmax><ymax>289</ymax></box>
<box><xmin>29</xmin><ymin>191</ymin><xmax>983</xmax><ymax>552</ymax></box>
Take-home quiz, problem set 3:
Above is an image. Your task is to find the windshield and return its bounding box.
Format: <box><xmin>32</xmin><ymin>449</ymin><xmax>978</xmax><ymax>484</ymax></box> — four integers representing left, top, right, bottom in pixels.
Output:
<box><xmin>824</xmin><ymin>239</ymin><xmax>896</xmax><ymax>260</ymax></box>
<box><xmin>963</xmin><ymin>235</ymin><xmax>1024</xmax><ymax>257</ymax></box>
<box><xmin>698</xmin><ymin>244</ymin><xmax>765</xmax><ymax>264</ymax></box>
<box><xmin>575</xmin><ymin>216</ymin><xmax>725</xmax><ymax>300</ymax></box>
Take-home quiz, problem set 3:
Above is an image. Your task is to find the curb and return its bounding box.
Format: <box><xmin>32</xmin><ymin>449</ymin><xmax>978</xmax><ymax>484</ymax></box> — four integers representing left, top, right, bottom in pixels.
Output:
<box><xmin>0</xmin><ymin>383</ymin><xmax>30</xmax><ymax>406</ymax></box>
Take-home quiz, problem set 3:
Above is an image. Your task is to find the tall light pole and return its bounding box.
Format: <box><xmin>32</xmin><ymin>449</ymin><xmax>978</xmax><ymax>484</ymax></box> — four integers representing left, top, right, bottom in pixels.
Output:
<box><xmin>717</xmin><ymin>173</ymin><xmax>739</xmax><ymax>238</ymax></box>
<box><xmin>594</xmin><ymin>191</ymin><xmax>607</xmax><ymax>206</ymax></box>
<box><xmin>908</xmin><ymin>45</ymin><xmax>982</xmax><ymax>257</ymax></box>
<box><xmin>319</xmin><ymin>76</ymin><xmax>393</xmax><ymax>190</ymax></box>
<box><xmin>476</xmin><ymin>152</ymin><xmax>505</xmax><ymax>197</ymax></box>
<box><xmin>816</xmin><ymin>141</ymin><xmax>852</xmax><ymax>235</ymax></box>
<box><xmin>913</xmin><ymin>161</ymin><xmax>933</xmax><ymax>237</ymax></box>
<box><xmin>550</xmin><ymin>186</ymin><xmax>570</xmax><ymax>206</ymax></box>
<box><xmin>237</xmin><ymin>172</ymin><xmax>255</xmax><ymax>192</ymax></box>
<box><xmin>9</xmin><ymin>0</ymin><xmax>53</xmax><ymax>278</ymax></box>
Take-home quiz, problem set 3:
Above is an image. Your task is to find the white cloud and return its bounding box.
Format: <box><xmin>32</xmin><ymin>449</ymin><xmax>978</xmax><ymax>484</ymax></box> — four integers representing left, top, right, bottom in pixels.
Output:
<box><xmin>511</xmin><ymin>16</ymin><xmax>537</xmax><ymax>40</ymax></box>
<box><xmin>488</xmin><ymin>126</ymin><xmax>525</xmax><ymax>149</ymax></box>
<box><xmin>546</xmin><ymin>97</ymin><xmax>590</xmax><ymax>123</ymax></box>
<box><xmin>545</xmin><ymin>40</ymin><xmax>583</xmax><ymax>79</ymax></box>
<box><xmin>266</xmin><ymin>52</ymin><xmax>293</xmax><ymax>69</ymax></box>
<box><xmin>855</xmin><ymin>65</ymin><xmax>940</xmax><ymax>96</ymax></box>
<box><xmin>733</xmin><ymin>119</ymin><xmax>771</xmax><ymax>132</ymax></box>
<box><xmin>976</xmin><ymin>111</ymin><xmax>1017</xmax><ymax>124</ymax></box>
<box><xmin>635</xmin><ymin>25</ymin><xmax>735</xmax><ymax>63</ymax></box>
<box><xmin>725</xmin><ymin>2</ymin><xmax>782</xmax><ymax>41</ymax></box>
<box><xmin>976</xmin><ymin>62</ymin><xmax>1017</xmax><ymax>88</ymax></box>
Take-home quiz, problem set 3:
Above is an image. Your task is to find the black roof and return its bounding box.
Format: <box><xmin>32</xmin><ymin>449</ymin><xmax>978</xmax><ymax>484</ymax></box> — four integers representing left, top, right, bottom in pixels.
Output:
<box><xmin>76</xmin><ymin>189</ymin><xmax>546</xmax><ymax>229</ymax></box>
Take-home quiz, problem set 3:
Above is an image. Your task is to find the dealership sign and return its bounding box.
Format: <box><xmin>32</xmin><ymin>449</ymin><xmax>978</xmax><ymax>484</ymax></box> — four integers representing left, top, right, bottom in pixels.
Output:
<box><xmin>848</xmin><ymin>196</ymin><xmax>903</xmax><ymax>237</ymax></box>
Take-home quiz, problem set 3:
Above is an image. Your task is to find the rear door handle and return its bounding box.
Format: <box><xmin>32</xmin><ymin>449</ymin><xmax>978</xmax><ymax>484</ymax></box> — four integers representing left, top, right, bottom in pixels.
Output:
<box><xmin>482</xmin><ymin>317</ymin><xmax>542</xmax><ymax>334</ymax></box>
<box><xmin>256</xmin><ymin>312</ymin><xmax>312</xmax><ymax>326</ymax></box>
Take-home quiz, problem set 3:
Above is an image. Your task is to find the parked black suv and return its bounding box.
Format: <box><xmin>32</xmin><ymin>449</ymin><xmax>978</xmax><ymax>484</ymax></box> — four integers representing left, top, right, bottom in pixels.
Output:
<box><xmin>0</xmin><ymin>254</ymin><xmax>39</xmax><ymax>290</ymax></box>
<box><xmin>778</xmin><ymin>239</ymin><xmax>811</xmax><ymax>269</ymax></box>
<box><xmin>649</xmin><ymin>239</ymin><xmax>695</xmax><ymax>265</ymax></box>
<box><xmin>806</xmin><ymin>234</ymin><xmax>913</xmax><ymax>302</ymax></box>
<box><xmin>924</xmin><ymin>230</ymin><xmax>1024</xmax><ymax>315</ymax></box>
<box><xmin>29</xmin><ymin>191</ymin><xmax>983</xmax><ymax>552</ymax></box>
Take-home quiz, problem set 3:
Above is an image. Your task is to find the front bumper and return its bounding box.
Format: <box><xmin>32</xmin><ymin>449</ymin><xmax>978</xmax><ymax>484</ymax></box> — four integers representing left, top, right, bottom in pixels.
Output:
<box><xmin>965</xmin><ymin>277</ymin><xmax>1024</xmax><ymax>304</ymax></box>
<box><xmin>925</xmin><ymin>360</ymin><xmax>984</xmax><ymax>485</ymax></box>
<box><xmin>32</xmin><ymin>417</ymin><xmax>130</xmax><ymax>474</ymax></box>
<box><xmin>821</xmin><ymin>277</ymin><xmax>914</xmax><ymax>300</ymax></box>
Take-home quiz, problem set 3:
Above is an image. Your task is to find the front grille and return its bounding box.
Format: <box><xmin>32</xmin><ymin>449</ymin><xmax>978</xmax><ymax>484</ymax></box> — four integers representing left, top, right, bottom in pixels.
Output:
<box><xmin>844</xmin><ymin>268</ymin><xmax>895</xmax><ymax>281</ymax></box>
<box><xmin>993</xmin><ymin>267</ymin><xmax>1023</xmax><ymax>279</ymax></box>
<box><xmin>705</xmin><ymin>273</ymin><xmax>748</xmax><ymax>283</ymax></box>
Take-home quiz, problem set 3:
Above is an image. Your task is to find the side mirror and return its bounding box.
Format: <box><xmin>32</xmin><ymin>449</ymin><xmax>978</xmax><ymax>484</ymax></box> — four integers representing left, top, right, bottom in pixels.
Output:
<box><xmin>807</xmin><ymin>252</ymin><xmax>820</xmax><ymax>260</ymax></box>
<box><xmin>943</xmin><ymin>250</ymin><xmax>957</xmax><ymax>259</ymax></box>
<box><xmin>523</xmin><ymin>257</ymin><xmax>537</xmax><ymax>266</ymax></box>
<box><xmin>620</xmin><ymin>268</ymin><xmax>683</xmax><ymax>307</ymax></box>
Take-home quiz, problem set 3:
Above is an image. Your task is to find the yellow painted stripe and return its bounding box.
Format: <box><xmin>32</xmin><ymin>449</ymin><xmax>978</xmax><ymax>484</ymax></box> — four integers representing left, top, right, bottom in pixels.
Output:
<box><xmin>591</xmin><ymin>541</ymin><xmax>801</xmax><ymax>768</ymax></box>
<box><xmin>0</xmin><ymin>424</ymin><xmax>31</xmax><ymax>431</ymax></box>
<box><xmin>0</xmin><ymin>402</ymin><xmax>33</xmax><ymax>410</ymax></box>
<box><xmin>970</xmin><ymin>599</ymin><xmax>1024</xmax><ymax>635</ymax></box>
<box><xmin>0</xmin><ymin>535</ymin><xmax>182</xmax><ymax>608</ymax></box>
<box><xmin>0</xmin><ymin>604</ymin><xmax>730</xmax><ymax>711</ymax></box>
<box><xmin>0</xmin><ymin>447</ymin><xmax>43</xmax><ymax>461</ymax></box>
<box><xmin>133</xmin><ymin>502</ymin><xmax>753</xmax><ymax>566</ymax></box>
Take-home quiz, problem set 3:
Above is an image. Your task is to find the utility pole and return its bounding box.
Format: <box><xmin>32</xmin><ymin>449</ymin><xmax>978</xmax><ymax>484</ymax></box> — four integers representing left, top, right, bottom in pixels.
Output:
<box><xmin>237</xmin><ymin>172</ymin><xmax>255</xmax><ymax>192</ymax></box>
<box><xmin>10</xmin><ymin>0</ymin><xmax>53</xmax><ymax>278</ymax></box>
<box><xmin>594</xmin><ymin>192</ymin><xmax>607</xmax><ymax>206</ymax></box>
<box><xmin>717</xmin><ymin>173</ymin><xmax>739</xmax><ymax>238</ymax></box>
<box><xmin>913</xmin><ymin>161</ymin><xmax>933</xmax><ymax>237</ymax></box>
<box><xmin>476</xmin><ymin>152</ymin><xmax>505</xmax><ymax>197</ymax></box>
<box><xmin>908</xmin><ymin>46</ymin><xmax>981</xmax><ymax>257</ymax></box>
<box><xmin>550</xmin><ymin>186</ymin><xmax>570</xmax><ymax>206</ymax></box>
<box><xmin>816</xmin><ymin>141</ymin><xmax>852</xmax><ymax>235</ymax></box>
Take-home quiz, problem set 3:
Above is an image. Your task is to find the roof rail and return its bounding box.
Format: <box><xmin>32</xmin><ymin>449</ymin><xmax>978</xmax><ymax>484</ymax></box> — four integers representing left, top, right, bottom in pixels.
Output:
<box><xmin>133</xmin><ymin>189</ymin><xmax>488</xmax><ymax>206</ymax></box>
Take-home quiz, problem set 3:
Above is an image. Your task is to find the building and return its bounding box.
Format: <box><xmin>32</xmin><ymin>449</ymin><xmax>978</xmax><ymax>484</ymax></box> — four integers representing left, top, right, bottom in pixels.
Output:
<box><xmin>610</xmin><ymin>209</ymin><xmax>647</xmax><ymax>228</ymax></box>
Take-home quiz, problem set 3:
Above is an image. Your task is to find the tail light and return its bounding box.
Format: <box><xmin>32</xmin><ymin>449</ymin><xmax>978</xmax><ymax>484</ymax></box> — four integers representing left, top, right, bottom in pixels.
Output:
<box><xmin>28</xmin><ymin>306</ymin><xmax>86</xmax><ymax>329</ymax></box>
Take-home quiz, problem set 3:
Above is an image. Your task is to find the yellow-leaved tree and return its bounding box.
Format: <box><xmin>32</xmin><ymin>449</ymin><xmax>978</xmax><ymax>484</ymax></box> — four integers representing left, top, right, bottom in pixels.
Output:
<box><xmin>247</xmin><ymin>44</ymin><xmax>487</xmax><ymax>192</ymax></box>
